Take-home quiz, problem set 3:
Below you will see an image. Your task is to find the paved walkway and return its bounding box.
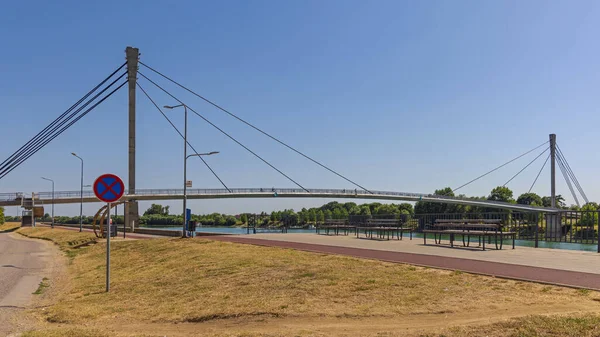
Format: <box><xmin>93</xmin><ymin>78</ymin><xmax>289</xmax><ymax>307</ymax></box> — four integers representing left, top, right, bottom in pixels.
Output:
<box><xmin>0</xmin><ymin>231</ymin><xmax>51</xmax><ymax>336</ymax></box>
<box><xmin>209</xmin><ymin>233</ymin><xmax>600</xmax><ymax>290</ymax></box>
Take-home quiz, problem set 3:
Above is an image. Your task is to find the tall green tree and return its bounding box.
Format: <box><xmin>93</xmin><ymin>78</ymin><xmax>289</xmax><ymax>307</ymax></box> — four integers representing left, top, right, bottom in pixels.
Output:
<box><xmin>240</xmin><ymin>214</ymin><xmax>248</xmax><ymax>224</ymax></box>
<box><xmin>398</xmin><ymin>203</ymin><xmax>414</xmax><ymax>215</ymax></box>
<box><xmin>0</xmin><ymin>207</ymin><xmax>4</xmax><ymax>225</ymax></box>
<box><xmin>580</xmin><ymin>202</ymin><xmax>599</xmax><ymax>226</ymax></box>
<box><xmin>374</xmin><ymin>204</ymin><xmax>398</xmax><ymax>215</ymax></box>
<box><xmin>308</xmin><ymin>209</ymin><xmax>316</xmax><ymax>222</ymax></box>
<box><xmin>516</xmin><ymin>192</ymin><xmax>543</xmax><ymax>206</ymax></box>
<box><xmin>541</xmin><ymin>195</ymin><xmax>566</xmax><ymax>208</ymax></box>
<box><xmin>317</xmin><ymin>210</ymin><xmax>325</xmax><ymax>222</ymax></box>
<box><xmin>414</xmin><ymin>187</ymin><xmax>455</xmax><ymax>214</ymax></box>
<box><xmin>324</xmin><ymin>209</ymin><xmax>333</xmax><ymax>220</ymax></box>
<box><xmin>143</xmin><ymin>204</ymin><xmax>170</xmax><ymax>216</ymax></box>
<box><xmin>359</xmin><ymin>205</ymin><xmax>371</xmax><ymax>216</ymax></box>
<box><xmin>487</xmin><ymin>186</ymin><xmax>514</xmax><ymax>203</ymax></box>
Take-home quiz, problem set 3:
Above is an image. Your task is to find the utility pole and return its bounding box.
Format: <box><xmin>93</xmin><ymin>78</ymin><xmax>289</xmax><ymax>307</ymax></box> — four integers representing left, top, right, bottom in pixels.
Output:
<box><xmin>549</xmin><ymin>134</ymin><xmax>556</xmax><ymax>208</ymax></box>
<box><xmin>125</xmin><ymin>46</ymin><xmax>140</xmax><ymax>232</ymax></box>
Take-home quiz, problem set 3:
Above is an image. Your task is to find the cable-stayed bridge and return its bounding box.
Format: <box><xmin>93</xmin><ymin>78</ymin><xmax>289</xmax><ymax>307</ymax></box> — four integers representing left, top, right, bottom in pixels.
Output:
<box><xmin>0</xmin><ymin>46</ymin><xmax>589</xmax><ymax>228</ymax></box>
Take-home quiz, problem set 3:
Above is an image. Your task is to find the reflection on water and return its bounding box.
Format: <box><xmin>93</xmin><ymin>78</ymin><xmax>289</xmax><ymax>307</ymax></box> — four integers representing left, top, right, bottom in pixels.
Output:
<box><xmin>146</xmin><ymin>227</ymin><xmax>598</xmax><ymax>252</ymax></box>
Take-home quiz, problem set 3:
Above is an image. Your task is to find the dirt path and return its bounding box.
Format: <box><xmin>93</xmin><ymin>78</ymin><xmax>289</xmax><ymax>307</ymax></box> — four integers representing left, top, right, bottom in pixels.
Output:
<box><xmin>51</xmin><ymin>302</ymin><xmax>599</xmax><ymax>336</ymax></box>
<box><xmin>0</xmin><ymin>231</ymin><xmax>65</xmax><ymax>336</ymax></box>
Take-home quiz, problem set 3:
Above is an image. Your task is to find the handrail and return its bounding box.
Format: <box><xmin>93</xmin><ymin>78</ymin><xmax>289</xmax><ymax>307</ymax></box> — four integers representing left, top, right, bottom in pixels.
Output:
<box><xmin>0</xmin><ymin>187</ymin><xmax>559</xmax><ymax>212</ymax></box>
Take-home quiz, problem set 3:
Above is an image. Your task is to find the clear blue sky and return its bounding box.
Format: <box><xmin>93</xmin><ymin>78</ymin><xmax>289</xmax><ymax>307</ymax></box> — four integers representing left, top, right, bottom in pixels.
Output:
<box><xmin>1</xmin><ymin>0</ymin><xmax>599</xmax><ymax>216</ymax></box>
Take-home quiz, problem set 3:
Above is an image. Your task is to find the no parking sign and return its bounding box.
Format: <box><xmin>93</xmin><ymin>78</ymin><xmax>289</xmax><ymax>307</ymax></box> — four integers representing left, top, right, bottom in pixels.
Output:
<box><xmin>93</xmin><ymin>173</ymin><xmax>124</xmax><ymax>293</ymax></box>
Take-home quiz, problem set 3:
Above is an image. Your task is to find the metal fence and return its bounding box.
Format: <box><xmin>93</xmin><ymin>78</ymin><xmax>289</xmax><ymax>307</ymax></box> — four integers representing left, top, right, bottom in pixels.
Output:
<box><xmin>412</xmin><ymin>211</ymin><xmax>599</xmax><ymax>246</ymax></box>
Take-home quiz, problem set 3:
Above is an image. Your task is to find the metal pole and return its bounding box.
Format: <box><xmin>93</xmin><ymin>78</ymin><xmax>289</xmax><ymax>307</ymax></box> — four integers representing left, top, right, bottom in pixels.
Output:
<box><xmin>597</xmin><ymin>211</ymin><xmax>599</xmax><ymax>253</ymax></box>
<box><xmin>106</xmin><ymin>202</ymin><xmax>111</xmax><ymax>292</ymax></box>
<box><xmin>51</xmin><ymin>180</ymin><xmax>54</xmax><ymax>228</ymax></box>
<box><xmin>549</xmin><ymin>134</ymin><xmax>556</xmax><ymax>208</ymax></box>
<box><xmin>123</xmin><ymin>202</ymin><xmax>126</xmax><ymax>239</ymax></box>
<box><xmin>31</xmin><ymin>192</ymin><xmax>35</xmax><ymax>227</ymax></box>
<box><xmin>80</xmin><ymin>158</ymin><xmax>83</xmax><ymax>231</ymax></box>
<box><xmin>183</xmin><ymin>105</ymin><xmax>188</xmax><ymax>238</ymax></box>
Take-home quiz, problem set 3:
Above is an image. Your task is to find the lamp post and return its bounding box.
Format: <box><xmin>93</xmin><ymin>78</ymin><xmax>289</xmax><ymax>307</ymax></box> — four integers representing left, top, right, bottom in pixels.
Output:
<box><xmin>41</xmin><ymin>177</ymin><xmax>54</xmax><ymax>228</ymax></box>
<box><xmin>164</xmin><ymin>103</ymin><xmax>219</xmax><ymax>238</ymax></box>
<box><xmin>71</xmin><ymin>153</ymin><xmax>84</xmax><ymax>232</ymax></box>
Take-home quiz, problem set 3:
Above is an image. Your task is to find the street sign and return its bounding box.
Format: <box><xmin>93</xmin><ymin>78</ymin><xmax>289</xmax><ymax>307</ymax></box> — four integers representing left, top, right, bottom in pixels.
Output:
<box><xmin>186</xmin><ymin>180</ymin><xmax>193</xmax><ymax>188</ymax></box>
<box><xmin>93</xmin><ymin>174</ymin><xmax>125</xmax><ymax>203</ymax></box>
<box><xmin>93</xmin><ymin>173</ymin><xmax>124</xmax><ymax>294</ymax></box>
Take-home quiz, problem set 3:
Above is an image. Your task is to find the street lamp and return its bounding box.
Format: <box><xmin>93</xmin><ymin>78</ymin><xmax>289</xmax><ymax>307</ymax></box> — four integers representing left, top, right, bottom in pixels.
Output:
<box><xmin>164</xmin><ymin>103</ymin><xmax>219</xmax><ymax>238</ymax></box>
<box><xmin>71</xmin><ymin>152</ymin><xmax>84</xmax><ymax>232</ymax></box>
<box><xmin>41</xmin><ymin>177</ymin><xmax>54</xmax><ymax>228</ymax></box>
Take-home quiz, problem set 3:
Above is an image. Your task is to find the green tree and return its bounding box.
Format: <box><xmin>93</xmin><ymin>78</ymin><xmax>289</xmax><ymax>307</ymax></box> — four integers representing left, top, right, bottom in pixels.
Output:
<box><xmin>541</xmin><ymin>195</ymin><xmax>566</xmax><ymax>208</ymax></box>
<box><xmin>240</xmin><ymin>214</ymin><xmax>248</xmax><ymax>224</ymax></box>
<box><xmin>516</xmin><ymin>192</ymin><xmax>543</xmax><ymax>206</ymax></box>
<box><xmin>398</xmin><ymin>203</ymin><xmax>414</xmax><ymax>215</ymax></box>
<box><xmin>359</xmin><ymin>205</ymin><xmax>371</xmax><ymax>216</ymax></box>
<box><xmin>343</xmin><ymin>202</ymin><xmax>360</xmax><ymax>215</ymax></box>
<box><xmin>332</xmin><ymin>208</ymin><xmax>343</xmax><ymax>219</ymax></box>
<box><xmin>308</xmin><ymin>209</ymin><xmax>316</xmax><ymax>222</ymax></box>
<box><xmin>414</xmin><ymin>187</ymin><xmax>455</xmax><ymax>214</ymax></box>
<box><xmin>317</xmin><ymin>210</ymin><xmax>325</xmax><ymax>222</ymax></box>
<box><xmin>324</xmin><ymin>209</ymin><xmax>333</xmax><ymax>220</ymax></box>
<box><xmin>580</xmin><ymin>202</ymin><xmax>599</xmax><ymax>226</ymax></box>
<box><xmin>374</xmin><ymin>204</ymin><xmax>398</xmax><ymax>215</ymax></box>
<box><xmin>0</xmin><ymin>207</ymin><xmax>4</xmax><ymax>225</ymax></box>
<box><xmin>144</xmin><ymin>204</ymin><xmax>170</xmax><ymax>216</ymax></box>
<box><xmin>488</xmin><ymin>186</ymin><xmax>514</xmax><ymax>203</ymax></box>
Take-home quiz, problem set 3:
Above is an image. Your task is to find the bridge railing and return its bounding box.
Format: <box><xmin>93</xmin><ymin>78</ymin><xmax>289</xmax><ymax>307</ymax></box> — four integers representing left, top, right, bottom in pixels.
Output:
<box><xmin>4</xmin><ymin>188</ymin><xmax>554</xmax><ymax>212</ymax></box>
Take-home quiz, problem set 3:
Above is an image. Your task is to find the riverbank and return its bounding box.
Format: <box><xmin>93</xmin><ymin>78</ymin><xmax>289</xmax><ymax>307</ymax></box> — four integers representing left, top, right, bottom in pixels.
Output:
<box><xmin>8</xmin><ymin>226</ymin><xmax>600</xmax><ymax>336</ymax></box>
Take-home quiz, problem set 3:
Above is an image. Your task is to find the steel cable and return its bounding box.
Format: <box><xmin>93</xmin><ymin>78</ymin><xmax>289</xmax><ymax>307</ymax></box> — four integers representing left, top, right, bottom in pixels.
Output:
<box><xmin>137</xmin><ymin>82</ymin><xmax>231</xmax><ymax>192</ymax></box>
<box><xmin>138</xmin><ymin>72</ymin><xmax>310</xmax><ymax>193</ymax></box>
<box><xmin>139</xmin><ymin>61</ymin><xmax>371</xmax><ymax>193</ymax></box>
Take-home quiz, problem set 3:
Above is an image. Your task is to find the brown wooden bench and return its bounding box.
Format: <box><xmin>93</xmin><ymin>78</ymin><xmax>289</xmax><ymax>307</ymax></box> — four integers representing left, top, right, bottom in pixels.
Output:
<box><xmin>422</xmin><ymin>219</ymin><xmax>516</xmax><ymax>250</ymax></box>
<box><xmin>356</xmin><ymin>218</ymin><xmax>415</xmax><ymax>240</ymax></box>
<box><xmin>316</xmin><ymin>219</ymin><xmax>355</xmax><ymax>236</ymax></box>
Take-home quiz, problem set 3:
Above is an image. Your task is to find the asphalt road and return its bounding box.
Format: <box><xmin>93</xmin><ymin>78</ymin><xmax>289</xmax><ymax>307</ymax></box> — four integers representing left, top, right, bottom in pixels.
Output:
<box><xmin>0</xmin><ymin>231</ymin><xmax>49</xmax><ymax>336</ymax></box>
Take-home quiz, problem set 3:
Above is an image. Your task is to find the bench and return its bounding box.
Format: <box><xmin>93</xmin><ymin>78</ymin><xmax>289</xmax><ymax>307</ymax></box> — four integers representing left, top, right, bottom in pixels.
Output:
<box><xmin>422</xmin><ymin>219</ymin><xmax>516</xmax><ymax>250</ymax></box>
<box><xmin>316</xmin><ymin>219</ymin><xmax>355</xmax><ymax>236</ymax></box>
<box><xmin>356</xmin><ymin>218</ymin><xmax>414</xmax><ymax>240</ymax></box>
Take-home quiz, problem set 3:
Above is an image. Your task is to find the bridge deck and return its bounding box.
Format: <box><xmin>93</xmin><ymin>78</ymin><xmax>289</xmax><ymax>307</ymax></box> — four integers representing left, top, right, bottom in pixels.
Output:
<box><xmin>0</xmin><ymin>188</ymin><xmax>559</xmax><ymax>212</ymax></box>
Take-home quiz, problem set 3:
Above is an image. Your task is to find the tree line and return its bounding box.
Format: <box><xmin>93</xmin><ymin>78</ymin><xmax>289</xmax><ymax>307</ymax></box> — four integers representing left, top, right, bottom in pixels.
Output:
<box><xmin>414</xmin><ymin>186</ymin><xmax>596</xmax><ymax>214</ymax></box>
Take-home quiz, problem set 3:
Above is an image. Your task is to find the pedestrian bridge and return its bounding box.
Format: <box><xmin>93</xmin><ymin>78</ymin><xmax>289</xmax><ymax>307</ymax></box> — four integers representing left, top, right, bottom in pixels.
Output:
<box><xmin>0</xmin><ymin>188</ymin><xmax>558</xmax><ymax>213</ymax></box>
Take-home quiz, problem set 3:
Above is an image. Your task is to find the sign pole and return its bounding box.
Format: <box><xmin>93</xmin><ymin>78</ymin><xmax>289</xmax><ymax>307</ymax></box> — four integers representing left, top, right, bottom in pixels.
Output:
<box><xmin>106</xmin><ymin>202</ymin><xmax>111</xmax><ymax>292</ymax></box>
<box><xmin>93</xmin><ymin>173</ymin><xmax>124</xmax><ymax>294</ymax></box>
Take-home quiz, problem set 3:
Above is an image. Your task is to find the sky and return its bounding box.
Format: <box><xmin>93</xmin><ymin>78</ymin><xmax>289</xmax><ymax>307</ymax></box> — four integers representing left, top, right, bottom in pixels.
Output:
<box><xmin>1</xmin><ymin>0</ymin><xmax>599</xmax><ymax>216</ymax></box>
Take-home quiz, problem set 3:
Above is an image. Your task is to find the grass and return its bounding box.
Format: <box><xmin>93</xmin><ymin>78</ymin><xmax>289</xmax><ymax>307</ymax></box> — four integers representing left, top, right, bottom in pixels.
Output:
<box><xmin>436</xmin><ymin>314</ymin><xmax>600</xmax><ymax>337</ymax></box>
<box><xmin>33</xmin><ymin>277</ymin><xmax>50</xmax><ymax>295</ymax></box>
<box><xmin>17</xmin><ymin>227</ymin><xmax>97</xmax><ymax>259</ymax></box>
<box><xmin>15</xmin><ymin>227</ymin><xmax>600</xmax><ymax>336</ymax></box>
<box><xmin>0</xmin><ymin>221</ymin><xmax>21</xmax><ymax>232</ymax></box>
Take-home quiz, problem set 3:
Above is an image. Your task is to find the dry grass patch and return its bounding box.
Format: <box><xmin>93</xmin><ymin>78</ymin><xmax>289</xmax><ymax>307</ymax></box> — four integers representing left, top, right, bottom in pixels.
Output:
<box><xmin>435</xmin><ymin>313</ymin><xmax>600</xmax><ymax>337</ymax></box>
<box><xmin>0</xmin><ymin>221</ymin><xmax>20</xmax><ymax>232</ymax></box>
<box><xmin>34</xmin><ymin>236</ymin><xmax>600</xmax><ymax>326</ymax></box>
<box><xmin>17</xmin><ymin>228</ymin><xmax>600</xmax><ymax>336</ymax></box>
<box><xmin>17</xmin><ymin>227</ymin><xmax>97</xmax><ymax>258</ymax></box>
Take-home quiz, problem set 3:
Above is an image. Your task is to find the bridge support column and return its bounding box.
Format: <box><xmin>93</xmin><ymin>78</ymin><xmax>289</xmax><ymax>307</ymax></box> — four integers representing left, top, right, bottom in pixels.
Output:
<box><xmin>549</xmin><ymin>134</ymin><xmax>556</xmax><ymax>208</ymax></box>
<box><xmin>125</xmin><ymin>46</ymin><xmax>140</xmax><ymax>232</ymax></box>
<box><xmin>545</xmin><ymin>213</ymin><xmax>561</xmax><ymax>240</ymax></box>
<box><xmin>125</xmin><ymin>201</ymin><xmax>139</xmax><ymax>232</ymax></box>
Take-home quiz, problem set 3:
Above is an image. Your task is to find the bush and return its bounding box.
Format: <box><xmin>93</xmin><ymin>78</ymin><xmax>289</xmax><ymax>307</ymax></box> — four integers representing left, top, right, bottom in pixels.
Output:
<box><xmin>0</xmin><ymin>207</ymin><xmax>4</xmax><ymax>225</ymax></box>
